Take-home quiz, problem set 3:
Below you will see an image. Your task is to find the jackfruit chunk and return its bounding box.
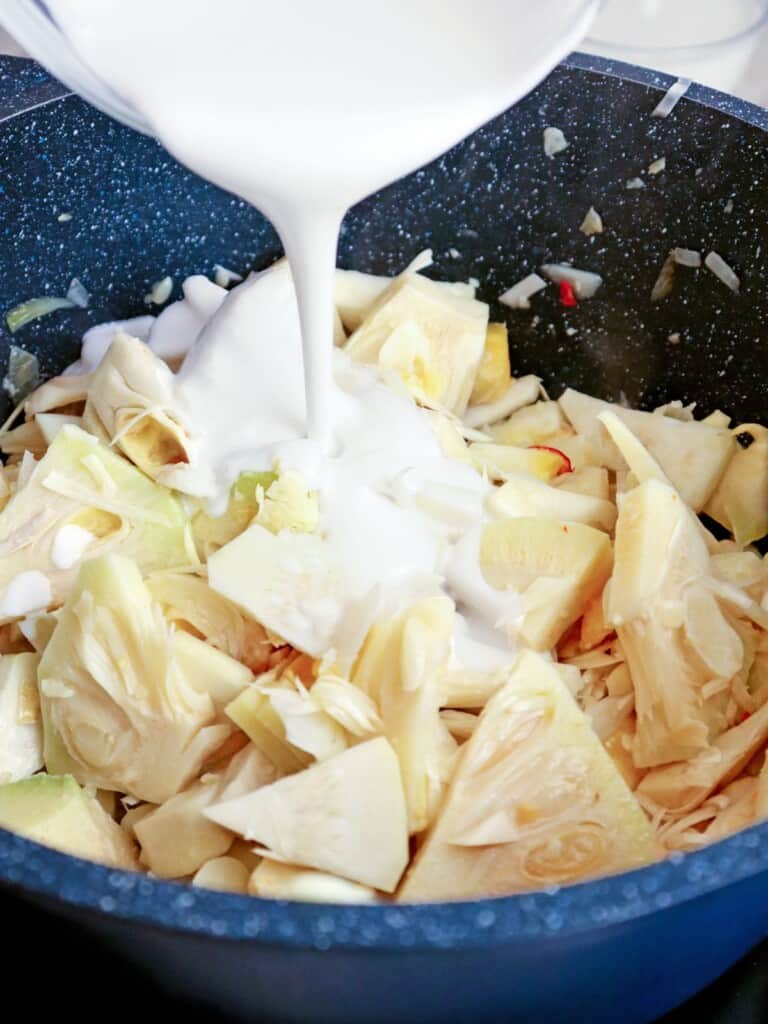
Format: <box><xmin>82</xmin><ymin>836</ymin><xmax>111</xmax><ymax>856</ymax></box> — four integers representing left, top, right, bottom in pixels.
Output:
<box><xmin>638</xmin><ymin>695</ymin><xmax>768</xmax><ymax>814</ymax></box>
<box><xmin>469</xmin><ymin>443</ymin><xmax>570</xmax><ymax>482</ymax></box>
<box><xmin>559</xmin><ymin>389</ymin><xmax>734</xmax><ymax>510</ymax></box>
<box><xmin>608</xmin><ymin>479</ymin><xmax>744</xmax><ymax>768</ymax></box>
<box><xmin>254</xmin><ymin>471</ymin><xmax>319</xmax><ymax>535</ymax></box>
<box><xmin>39</xmin><ymin>555</ymin><xmax>237</xmax><ymax>804</ymax></box>
<box><xmin>134</xmin><ymin>745</ymin><xmax>277</xmax><ymax>878</ymax></box>
<box><xmin>704</xmin><ymin>424</ymin><xmax>768</xmax><ymax>545</ymax></box>
<box><xmin>0</xmin><ymin>425</ymin><xmax>195</xmax><ymax>620</ymax></box>
<box><xmin>0</xmin><ymin>652</ymin><xmax>42</xmax><ymax>783</ymax></box>
<box><xmin>206</xmin><ymin>737</ymin><xmax>409</xmax><ymax>892</ymax></box>
<box><xmin>191</xmin><ymin>470</ymin><xmax>276</xmax><ymax>558</ymax></box>
<box><xmin>84</xmin><ymin>333</ymin><xmax>192</xmax><ymax>480</ymax></box>
<box><xmin>345</xmin><ymin>274</ymin><xmax>488</xmax><ymax>415</ymax></box>
<box><xmin>487</xmin><ymin>472</ymin><xmax>616</xmax><ymax>532</ymax></box>
<box><xmin>0</xmin><ymin>773</ymin><xmax>137</xmax><ymax>869</ymax></box>
<box><xmin>470</xmin><ymin>323</ymin><xmax>511</xmax><ymax>405</ymax></box>
<box><xmin>479</xmin><ymin>519</ymin><xmax>613</xmax><ymax>650</ymax></box>
<box><xmin>249</xmin><ymin>859</ymin><xmax>379</xmax><ymax>903</ymax></box>
<box><xmin>399</xmin><ymin>651</ymin><xmax>657</xmax><ymax>901</ymax></box>
<box><xmin>491</xmin><ymin>400</ymin><xmax>566</xmax><ymax>446</ymax></box>
<box><xmin>334</xmin><ymin>268</ymin><xmax>476</xmax><ymax>333</ymax></box>
<box><xmin>352</xmin><ymin>596</ymin><xmax>454</xmax><ymax>833</ymax></box>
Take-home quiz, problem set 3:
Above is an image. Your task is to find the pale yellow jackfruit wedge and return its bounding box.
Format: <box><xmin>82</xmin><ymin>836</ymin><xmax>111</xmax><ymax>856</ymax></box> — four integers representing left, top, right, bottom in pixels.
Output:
<box><xmin>424</xmin><ymin>410</ymin><xmax>472</xmax><ymax>463</ymax></box>
<box><xmin>470</xmin><ymin>442</ymin><xmax>571</xmax><ymax>482</ymax></box>
<box><xmin>193</xmin><ymin>856</ymin><xmax>251</xmax><ymax>893</ymax></box>
<box><xmin>0</xmin><ymin>652</ymin><xmax>42</xmax><ymax>784</ymax></box>
<box><xmin>479</xmin><ymin>519</ymin><xmax>613</xmax><ymax>650</ymax></box>
<box><xmin>0</xmin><ymin>773</ymin><xmax>137</xmax><ymax>870</ymax></box>
<box><xmin>249</xmin><ymin>859</ymin><xmax>379</xmax><ymax>903</ymax></box>
<box><xmin>25</xmin><ymin>373</ymin><xmax>90</xmax><ymax>416</ymax></box>
<box><xmin>704</xmin><ymin>425</ymin><xmax>768</xmax><ymax>546</ymax></box>
<box><xmin>352</xmin><ymin>596</ymin><xmax>454</xmax><ymax>834</ymax></box>
<box><xmin>638</xmin><ymin>694</ymin><xmax>768</xmax><ymax>814</ymax></box>
<box><xmin>491</xmin><ymin>401</ymin><xmax>566</xmax><ymax>446</ymax></box>
<box><xmin>206</xmin><ymin>737</ymin><xmax>409</xmax><ymax>892</ymax></box>
<box><xmin>226</xmin><ymin>674</ymin><xmax>315</xmax><ymax>775</ymax></box>
<box><xmin>487</xmin><ymin>472</ymin><xmax>616</xmax><ymax>532</ymax></box>
<box><xmin>191</xmin><ymin>470</ymin><xmax>277</xmax><ymax>558</ymax></box>
<box><xmin>0</xmin><ymin>425</ymin><xmax>196</xmax><ymax>620</ymax></box>
<box><xmin>0</xmin><ymin>419</ymin><xmax>47</xmax><ymax>457</ymax></box>
<box><xmin>559</xmin><ymin>389</ymin><xmax>734</xmax><ymax>510</ymax></box>
<box><xmin>555</xmin><ymin>465</ymin><xmax>610</xmax><ymax>501</ymax></box>
<box><xmin>135</xmin><ymin>744</ymin><xmax>277</xmax><ymax>878</ymax></box>
<box><xmin>334</xmin><ymin>268</ymin><xmax>476</xmax><ymax>333</ymax></box>
<box><xmin>345</xmin><ymin>274</ymin><xmax>488</xmax><ymax>415</ymax></box>
<box><xmin>39</xmin><ymin>555</ymin><xmax>237</xmax><ymax>804</ymax></box>
<box><xmin>147</xmin><ymin>571</ymin><xmax>273</xmax><ymax>672</ymax></box>
<box><xmin>608</xmin><ymin>479</ymin><xmax>745</xmax><ymax>768</ymax></box>
<box><xmin>85</xmin><ymin>333</ymin><xmax>192</xmax><ymax>480</ymax></box>
<box><xmin>399</xmin><ymin>651</ymin><xmax>657</xmax><ymax>901</ymax></box>
<box><xmin>470</xmin><ymin>323</ymin><xmax>511</xmax><ymax>406</ymax></box>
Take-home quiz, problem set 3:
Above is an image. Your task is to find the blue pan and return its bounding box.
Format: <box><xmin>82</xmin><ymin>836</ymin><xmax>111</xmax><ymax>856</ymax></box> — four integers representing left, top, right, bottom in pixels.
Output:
<box><xmin>0</xmin><ymin>52</ymin><xmax>767</xmax><ymax>1024</ymax></box>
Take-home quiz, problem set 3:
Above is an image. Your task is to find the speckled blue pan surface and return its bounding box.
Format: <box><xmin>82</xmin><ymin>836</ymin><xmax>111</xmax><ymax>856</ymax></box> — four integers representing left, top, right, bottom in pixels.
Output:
<box><xmin>0</xmin><ymin>53</ymin><xmax>767</xmax><ymax>1024</ymax></box>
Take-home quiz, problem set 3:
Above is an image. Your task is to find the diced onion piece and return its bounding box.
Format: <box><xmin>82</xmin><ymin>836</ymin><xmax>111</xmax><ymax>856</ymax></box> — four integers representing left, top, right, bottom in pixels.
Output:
<box><xmin>144</xmin><ymin>275</ymin><xmax>173</xmax><ymax>306</ymax></box>
<box><xmin>648</xmin><ymin>157</ymin><xmax>666</xmax><ymax>175</ymax></box>
<box><xmin>2</xmin><ymin>345</ymin><xmax>40</xmax><ymax>401</ymax></box>
<box><xmin>705</xmin><ymin>251</ymin><xmax>740</xmax><ymax>293</ymax></box>
<box><xmin>66</xmin><ymin>277</ymin><xmax>91</xmax><ymax>309</ymax></box>
<box><xmin>626</xmin><ymin>177</ymin><xmax>646</xmax><ymax>190</ymax></box>
<box><xmin>579</xmin><ymin>207</ymin><xmax>604</xmax><ymax>236</ymax></box>
<box><xmin>57</xmin><ymin>212</ymin><xmax>72</xmax><ymax>223</ymax></box>
<box><xmin>543</xmin><ymin>127</ymin><xmax>568</xmax><ymax>158</ymax></box>
<box><xmin>652</xmin><ymin>77</ymin><xmax>691</xmax><ymax>118</ymax></box>
<box><xmin>499</xmin><ymin>273</ymin><xmax>547</xmax><ymax>310</ymax></box>
<box><xmin>213</xmin><ymin>265</ymin><xmax>243</xmax><ymax>288</ymax></box>
<box><xmin>650</xmin><ymin>252</ymin><xmax>676</xmax><ymax>302</ymax></box>
<box><xmin>540</xmin><ymin>264</ymin><xmax>603</xmax><ymax>299</ymax></box>
<box><xmin>673</xmin><ymin>247</ymin><xmax>702</xmax><ymax>269</ymax></box>
<box><xmin>6</xmin><ymin>296</ymin><xmax>74</xmax><ymax>334</ymax></box>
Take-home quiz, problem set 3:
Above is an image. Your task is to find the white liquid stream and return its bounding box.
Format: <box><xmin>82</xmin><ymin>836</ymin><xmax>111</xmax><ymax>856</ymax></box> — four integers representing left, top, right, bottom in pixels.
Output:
<box><xmin>45</xmin><ymin>0</ymin><xmax>595</xmax><ymax>664</ymax></box>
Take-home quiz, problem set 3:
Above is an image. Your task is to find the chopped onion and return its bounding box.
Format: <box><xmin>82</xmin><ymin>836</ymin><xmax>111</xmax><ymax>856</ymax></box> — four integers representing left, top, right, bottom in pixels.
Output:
<box><xmin>579</xmin><ymin>207</ymin><xmax>603</xmax><ymax>236</ymax></box>
<box><xmin>448</xmin><ymin>247</ymin><xmax>460</xmax><ymax>259</ymax></box>
<box><xmin>626</xmin><ymin>177</ymin><xmax>646</xmax><ymax>190</ymax></box>
<box><xmin>648</xmin><ymin>157</ymin><xmax>666</xmax><ymax>175</ymax></box>
<box><xmin>499</xmin><ymin>272</ymin><xmax>547</xmax><ymax>310</ymax></box>
<box><xmin>144</xmin><ymin>275</ymin><xmax>173</xmax><ymax>305</ymax></box>
<box><xmin>652</xmin><ymin>77</ymin><xmax>691</xmax><ymax>118</ymax></box>
<box><xmin>705</xmin><ymin>251</ymin><xmax>740</xmax><ymax>293</ymax></box>
<box><xmin>6</xmin><ymin>296</ymin><xmax>74</xmax><ymax>334</ymax></box>
<box><xmin>673</xmin><ymin>247</ymin><xmax>702</xmax><ymax>268</ymax></box>
<box><xmin>540</xmin><ymin>264</ymin><xmax>603</xmax><ymax>299</ymax></box>
<box><xmin>213</xmin><ymin>264</ymin><xmax>244</xmax><ymax>288</ymax></box>
<box><xmin>2</xmin><ymin>345</ymin><xmax>40</xmax><ymax>401</ymax></box>
<box><xmin>66</xmin><ymin>277</ymin><xmax>91</xmax><ymax>308</ymax></box>
<box><xmin>57</xmin><ymin>212</ymin><xmax>72</xmax><ymax>223</ymax></box>
<box><xmin>543</xmin><ymin>127</ymin><xmax>568</xmax><ymax>158</ymax></box>
<box><xmin>651</xmin><ymin>252</ymin><xmax>676</xmax><ymax>302</ymax></box>
<box><xmin>724</xmin><ymin>198</ymin><xmax>734</xmax><ymax>214</ymax></box>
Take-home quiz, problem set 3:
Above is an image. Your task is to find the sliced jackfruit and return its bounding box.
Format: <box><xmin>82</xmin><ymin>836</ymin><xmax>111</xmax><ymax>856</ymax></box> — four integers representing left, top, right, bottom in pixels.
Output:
<box><xmin>491</xmin><ymin>401</ymin><xmax>566</xmax><ymax>446</ymax></box>
<box><xmin>353</xmin><ymin>596</ymin><xmax>454</xmax><ymax>833</ymax></box>
<box><xmin>39</xmin><ymin>555</ymin><xmax>237</xmax><ymax>803</ymax></box>
<box><xmin>134</xmin><ymin>744</ymin><xmax>277</xmax><ymax>878</ymax></box>
<box><xmin>479</xmin><ymin>518</ymin><xmax>613</xmax><ymax>650</ymax></box>
<box><xmin>334</xmin><ymin>267</ymin><xmax>476</xmax><ymax>333</ymax></box>
<box><xmin>555</xmin><ymin>465</ymin><xmax>610</xmax><ymax>501</ymax></box>
<box><xmin>84</xmin><ymin>332</ymin><xmax>192</xmax><ymax>480</ymax></box>
<box><xmin>0</xmin><ymin>772</ymin><xmax>137</xmax><ymax>869</ymax></box>
<box><xmin>0</xmin><ymin>425</ymin><xmax>196</xmax><ymax>620</ymax></box>
<box><xmin>191</xmin><ymin>470</ymin><xmax>277</xmax><ymax>558</ymax></box>
<box><xmin>254</xmin><ymin>470</ymin><xmax>319</xmax><ymax>535</ymax></box>
<box><xmin>399</xmin><ymin>651</ymin><xmax>657</xmax><ymax>901</ymax></box>
<box><xmin>192</xmin><ymin>855</ymin><xmax>251</xmax><ymax>893</ymax></box>
<box><xmin>704</xmin><ymin>425</ymin><xmax>768</xmax><ymax>546</ymax></box>
<box><xmin>470</xmin><ymin>443</ymin><xmax>571</xmax><ymax>482</ymax></box>
<box><xmin>206</xmin><ymin>737</ymin><xmax>409</xmax><ymax>892</ymax></box>
<box><xmin>559</xmin><ymin>388</ymin><xmax>734</xmax><ymax>510</ymax></box>
<box><xmin>608</xmin><ymin>479</ymin><xmax>744</xmax><ymax>768</ymax></box>
<box><xmin>469</xmin><ymin>323</ymin><xmax>511</xmax><ymax>406</ymax></box>
<box><xmin>249</xmin><ymin>858</ymin><xmax>379</xmax><ymax>903</ymax></box>
<box><xmin>487</xmin><ymin>472</ymin><xmax>616</xmax><ymax>532</ymax></box>
<box><xmin>0</xmin><ymin>652</ymin><xmax>42</xmax><ymax>784</ymax></box>
<box><xmin>345</xmin><ymin>274</ymin><xmax>488</xmax><ymax>415</ymax></box>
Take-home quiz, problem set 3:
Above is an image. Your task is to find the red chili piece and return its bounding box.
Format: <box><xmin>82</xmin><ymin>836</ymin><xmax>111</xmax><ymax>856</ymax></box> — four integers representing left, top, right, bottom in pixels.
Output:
<box><xmin>739</xmin><ymin>710</ymin><xmax>752</xmax><ymax>724</ymax></box>
<box><xmin>559</xmin><ymin>280</ymin><xmax>578</xmax><ymax>307</ymax></box>
<box><xmin>529</xmin><ymin>444</ymin><xmax>574</xmax><ymax>476</ymax></box>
